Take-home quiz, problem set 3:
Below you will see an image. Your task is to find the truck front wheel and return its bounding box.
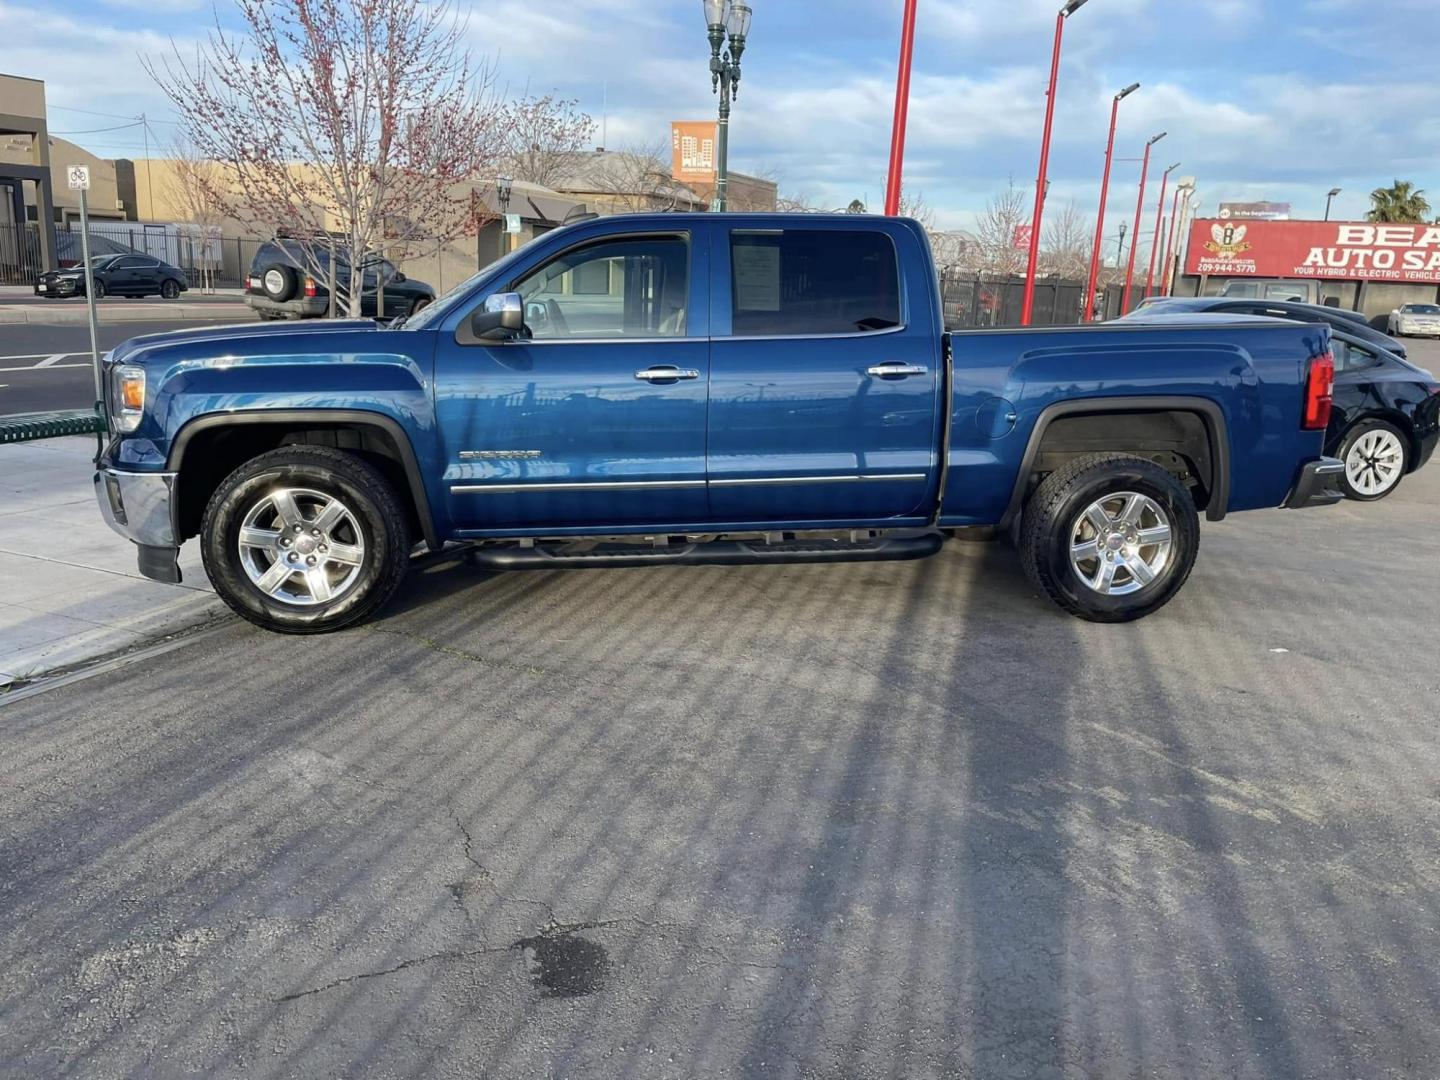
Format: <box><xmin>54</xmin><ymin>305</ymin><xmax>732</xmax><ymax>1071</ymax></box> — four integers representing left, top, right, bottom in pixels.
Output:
<box><xmin>1019</xmin><ymin>453</ymin><xmax>1200</xmax><ymax>623</ymax></box>
<box><xmin>200</xmin><ymin>446</ymin><xmax>411</xmax><ymax>633</ymax></box>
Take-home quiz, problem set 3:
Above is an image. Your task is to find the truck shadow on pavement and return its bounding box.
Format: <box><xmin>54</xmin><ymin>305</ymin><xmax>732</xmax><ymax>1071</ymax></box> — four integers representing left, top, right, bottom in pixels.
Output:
<box><xmin>3</xmin><ymin>522</ymin><xmax>1437</xmax><ymax>1078</ymax></box>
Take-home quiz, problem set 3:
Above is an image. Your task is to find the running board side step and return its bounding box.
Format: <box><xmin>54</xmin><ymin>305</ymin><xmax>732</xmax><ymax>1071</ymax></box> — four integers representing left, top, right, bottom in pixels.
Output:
<box><xmin>467</xmin><ymin>530</ymin><xmax>945</xmax><ymax>571</ymax></box>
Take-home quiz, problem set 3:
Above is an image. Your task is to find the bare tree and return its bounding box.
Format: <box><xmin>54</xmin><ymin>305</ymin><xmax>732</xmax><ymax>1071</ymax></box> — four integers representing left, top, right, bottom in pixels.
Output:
<box><xmin>584</xmin><ymin>141</ymin><xmax>699</xmax><ymax>213</ymax></box>
<box><xmin>974</xmin><ymin>180</ymin><xmax>1029</xmax><ymax>277</ymax></box>
<box><xmin>147</xmin><ymin>0</ymin><xmax>508</xmax><ymax>316</ymax></box>
<box><xmin>498</xmin><ymin>95</ymin><xmax>596</xmax><ymax>189</ymax></box>
<box><xmin>1041</xmin><ymin>199</ymin><xmax>1092</xmax><ymax>280</ymax></box>
<box><xmin>163</xmin><ymin>138</ymin><xmax>228</xmax><ymax>294</ymax></box>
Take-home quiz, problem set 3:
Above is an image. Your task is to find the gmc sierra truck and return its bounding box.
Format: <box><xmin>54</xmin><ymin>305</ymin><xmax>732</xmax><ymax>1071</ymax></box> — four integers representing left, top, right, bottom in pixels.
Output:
<box><xmin>94</xmin><ymin>213</ymin><xmax>1344</xmax><ymax>632</ymax></box>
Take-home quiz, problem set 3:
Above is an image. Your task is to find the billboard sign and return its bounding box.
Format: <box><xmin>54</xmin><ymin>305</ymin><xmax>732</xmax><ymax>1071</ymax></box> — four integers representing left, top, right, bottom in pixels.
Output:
<box><xmin>1186</xmin><ymin>219</ymin><xmax>1440</xmax><ymax>283</ymax></box>
<box><xmin>1218</xmin><ymin>201</ymin><xmax>1290</xmax><ymax>221</ymax></box>
<box><xmin>671</xmin><ymin>121</ymin><xmax>717</xmax><ymax>183</ymax></box>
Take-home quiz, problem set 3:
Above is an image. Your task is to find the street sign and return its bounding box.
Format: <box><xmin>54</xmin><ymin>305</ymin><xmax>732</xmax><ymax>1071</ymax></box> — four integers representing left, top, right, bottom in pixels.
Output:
<box><xmin>67</xmin><ymin>165</ymin><xmax>91</xmax><ymax>191</ymax></box>
<box><xmin>504</xmin><ymin>213</ymin><xmax>522</xmax><ymax>235</ymax></box>
<box><xmin>1012</xmin><ymin>224</ymin><xmax>1033</xmax><ymax>250</ymax></box>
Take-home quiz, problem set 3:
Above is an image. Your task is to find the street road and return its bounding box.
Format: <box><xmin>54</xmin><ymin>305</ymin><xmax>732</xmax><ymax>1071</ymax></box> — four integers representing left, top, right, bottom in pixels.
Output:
<box><xmin>4</xmin><ymin>375</ymin><xmax>1440</xmax><ymax>1076</ymax></box>
<box><xmin>0</xmin><ymin>321</ymin><xmax>243</xmax><ymax>413</ymax></box>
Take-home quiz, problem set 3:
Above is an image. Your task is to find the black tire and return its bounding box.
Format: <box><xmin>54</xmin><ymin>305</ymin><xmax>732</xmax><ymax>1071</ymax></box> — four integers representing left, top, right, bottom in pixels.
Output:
<box><xmin>260</xmin><ymin>263</ymin><xmax>299</xmax><ymax>302</ymax></box>
<box><xmin>1019</xmin><ymin>452</ymin><xmax>1200</xmax><ymax>623</ymax></box>
<box><xmin>201</xmin><ymin>446</ymin><xmax>411</xmax><ymax>633</ymax></box>
<box><xmin>161</xmin><ymin>278</ymin><xmax>182</xmax><ymax>299</ymax></box>
<box><xmin>1337</xmin><ymin>419</ymin><xmax>1409</xmax><ymax>501</ymax></box>
<box><xmin>91</xmin><ymin>279</ymin><xmax>106</xmax><ymax>300</ymax></box>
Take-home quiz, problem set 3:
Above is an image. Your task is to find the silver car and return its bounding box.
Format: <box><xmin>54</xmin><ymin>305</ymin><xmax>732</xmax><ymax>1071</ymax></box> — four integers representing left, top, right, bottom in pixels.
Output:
<box><xmin>1388</xmin><ymin>303</ymin><xmax>1440</xmax><ymax>338</ymax></box>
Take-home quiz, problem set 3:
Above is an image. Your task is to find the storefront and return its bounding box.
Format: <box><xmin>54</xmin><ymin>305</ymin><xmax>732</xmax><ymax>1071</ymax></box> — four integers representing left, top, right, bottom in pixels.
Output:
<box><xmin>1174</xmin><ymin>218</ymin><xmax>1440</xmax><ymax>320</ymax></box>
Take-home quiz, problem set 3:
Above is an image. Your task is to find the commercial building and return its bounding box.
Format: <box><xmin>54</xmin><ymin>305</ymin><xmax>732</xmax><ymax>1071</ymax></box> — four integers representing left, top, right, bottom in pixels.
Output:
<box><xmin>1175</xmin><ymin>217</ymin><xmax>1440</xmax><ymax>318</ymax></box>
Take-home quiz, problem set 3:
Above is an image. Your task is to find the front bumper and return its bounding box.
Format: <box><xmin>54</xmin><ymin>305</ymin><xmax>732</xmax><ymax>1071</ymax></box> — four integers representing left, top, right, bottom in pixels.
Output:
<box><xmin>35</xmin><ymin>279</ymin><xmax>79</xmax><ymax>297</ymax></box>
<box><xmin>1283</xmin><ymin>457</ymin><xmax>1346</xmax><ymax>509</ymax></box>
<box><xmin>94</xmin><ymin>468</ymin><xmax>183</xmax><ymax>583</ymax></box>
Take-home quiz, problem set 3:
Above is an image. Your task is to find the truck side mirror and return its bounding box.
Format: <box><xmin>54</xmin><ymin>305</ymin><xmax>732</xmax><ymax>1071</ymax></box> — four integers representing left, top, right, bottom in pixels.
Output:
<box><xmin>470</xmin><ymin>292</ymin><xmax>524</xmax><ymax>339</ymax></box>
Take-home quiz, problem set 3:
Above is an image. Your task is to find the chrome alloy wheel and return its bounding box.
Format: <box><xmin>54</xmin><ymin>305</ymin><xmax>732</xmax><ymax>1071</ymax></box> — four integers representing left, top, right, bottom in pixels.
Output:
<box><xmin>1069</xmin><ymin>491</ymin><xmax>1173</xmax><ymax>596</ymax></box>
<box><xmin>237</xmin><ymin>487</ymin><xmax>366</xmax><ymax>606</ymax></box>
<box><xmin>1345</xmin><ymin>428</ymin><xmax>1404</xmax><ymax>497</ymax></box>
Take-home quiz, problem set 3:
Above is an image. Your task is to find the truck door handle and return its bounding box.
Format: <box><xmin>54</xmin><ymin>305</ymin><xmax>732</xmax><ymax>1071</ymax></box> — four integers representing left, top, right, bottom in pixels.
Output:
<box><xmin>867</xmin><ymin>362</ymin><xmax>928</xmax><ymax>378</ymax></box>
<box><xmin>635</xmin><ymin>366</ymin><xmax>700</xmax><ymax>381</ymax></box>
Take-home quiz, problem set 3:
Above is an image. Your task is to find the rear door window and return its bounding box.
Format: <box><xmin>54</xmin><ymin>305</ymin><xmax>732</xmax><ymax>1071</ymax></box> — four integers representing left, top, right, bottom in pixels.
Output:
<box><xmin>729</xmin><ymin>229</ymin><xmax>901</xmax><ymax>336</ymax></box>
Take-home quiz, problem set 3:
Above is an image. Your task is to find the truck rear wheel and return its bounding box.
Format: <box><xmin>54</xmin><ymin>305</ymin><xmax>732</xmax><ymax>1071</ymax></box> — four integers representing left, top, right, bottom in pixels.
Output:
<box><xmin>200</xmin><ymin>446</ymin><xmax>410</xmax><ymax>633</ymax></box>
<box><xmin>1019</xmin><ymin>453</ymin><xmax>1199</xmax><ymax>623</ymax></box>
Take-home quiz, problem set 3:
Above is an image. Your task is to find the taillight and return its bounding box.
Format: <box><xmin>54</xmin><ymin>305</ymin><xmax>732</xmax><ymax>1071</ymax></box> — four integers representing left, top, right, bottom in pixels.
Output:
<box><xmin>303</xmin><ymin>276</ymin><xmax>317</xmax><ymax>298</ymax></box>
<box><xmin>1302</xmin><ymin>351</ymin><xmax>1334</xmax><ymax>431</ymax></box>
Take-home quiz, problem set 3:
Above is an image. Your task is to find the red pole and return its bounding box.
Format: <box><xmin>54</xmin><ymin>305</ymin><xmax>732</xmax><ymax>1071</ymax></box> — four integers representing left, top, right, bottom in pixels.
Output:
<box><xmin>1020</xmin><ymin>10</ymin><xmax>1067</xmax><ymax>325</ymax></box>
<box><xmin>1160</xmin><ymin>185</ymin><xmax>1183</xmax><ymax>297</ymax></box>
<box><xmin>1120</xmin><ymin>133</ymin><xmax>1163</xmax><ymax>316</ymax></box>
<box><xmin>1144</xmin><ymin>163</ymin><xmax>1177</xmax><ymax>297</ymax></box>
<box><xmin>1083</xmin><ymin>84</ymin><xmax>1137</xmax><ymax>323</ymax></box>
<box><xmin>883</xmin><ymin>0</ymin><xmax>919</xmax><ymax>216</ymax></box>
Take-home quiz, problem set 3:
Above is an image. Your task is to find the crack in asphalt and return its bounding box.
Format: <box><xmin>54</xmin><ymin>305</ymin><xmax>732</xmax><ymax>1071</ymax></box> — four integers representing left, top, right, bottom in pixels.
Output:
<box><xmin>277</xmin><ymin>944</ymin><xmax>511</xmax><ymax>1001</ymax></box>
<box><xmin>361</xmin><ymin>625</ymin><xmax>549</xmax><ymax>680</ymax></box>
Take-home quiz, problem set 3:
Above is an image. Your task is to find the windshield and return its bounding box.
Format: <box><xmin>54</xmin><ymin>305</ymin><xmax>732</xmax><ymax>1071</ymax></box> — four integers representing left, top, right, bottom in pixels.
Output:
<box><xmin>400</xmin><ymin>237</ymin><xmax>545</xmax><ymax>331</ymax></box>
<box><xmin>1402</xmin><ymin>304</ymin><xmax>1440</xmax><ymax>314</ymax></box>
<box><xmin>83</xmin><ymin>255</ymin><xmax>119</xmax><ymax>271</ymax></box>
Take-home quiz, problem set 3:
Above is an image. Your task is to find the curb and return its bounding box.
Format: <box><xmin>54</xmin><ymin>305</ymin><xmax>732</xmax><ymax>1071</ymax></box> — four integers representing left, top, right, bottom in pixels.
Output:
<box><xmin>0</xmin><ymin>303</ymin><xmax>253</xmax><ymax>325</ymax></box>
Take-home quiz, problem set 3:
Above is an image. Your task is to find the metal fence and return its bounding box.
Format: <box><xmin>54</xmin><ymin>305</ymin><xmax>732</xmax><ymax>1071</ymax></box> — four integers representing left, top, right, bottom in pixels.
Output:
<box><xmin>0</xmin><ymin>219</ymin><xmax>267</xmax><ymax>288</ymax></box>
<box><xmin>939</xmin><ymin>271</ymin><xmax>1149</xmax><ymax>329</ymax></box>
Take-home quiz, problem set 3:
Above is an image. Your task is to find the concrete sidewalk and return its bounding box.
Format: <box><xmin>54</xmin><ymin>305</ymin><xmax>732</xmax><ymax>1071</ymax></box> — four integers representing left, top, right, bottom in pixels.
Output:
<box><xmin>0</xmin><ymin>437</ymin><xmax>226</xmax><ymax>687</ymax></box>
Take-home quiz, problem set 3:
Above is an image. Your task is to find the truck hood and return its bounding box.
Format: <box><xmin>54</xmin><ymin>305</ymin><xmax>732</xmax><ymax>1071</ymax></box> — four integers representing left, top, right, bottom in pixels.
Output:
<box><xmin>108</xmin><ymin>318</ymin><xmax>381</xmax><ymax>367</ymax></box>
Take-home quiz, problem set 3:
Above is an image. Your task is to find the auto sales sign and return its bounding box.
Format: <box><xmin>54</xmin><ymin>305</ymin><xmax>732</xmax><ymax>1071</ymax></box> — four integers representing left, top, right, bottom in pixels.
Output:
<box><xmin>1185</xmin><ymin>218</ymin><xmax>1440</xmax><ymax>283</ymax></box>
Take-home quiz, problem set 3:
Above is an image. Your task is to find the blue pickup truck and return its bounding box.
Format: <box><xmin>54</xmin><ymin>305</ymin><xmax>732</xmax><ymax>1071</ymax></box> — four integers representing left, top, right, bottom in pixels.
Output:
<box><xmin>94</xmin><ymin>213</ymin><xmax>1343</xmax><ymax>632</ymax></box>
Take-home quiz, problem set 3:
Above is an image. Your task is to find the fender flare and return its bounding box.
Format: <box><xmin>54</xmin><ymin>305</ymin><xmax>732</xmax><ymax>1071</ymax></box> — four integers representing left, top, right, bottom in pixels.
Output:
<box><xmin>999</xmin><ymin>395</ymin><xmax>1231</xmax><ymax>529</ymax></box>
<box><xmin>167</xmin><ymin>408</ymin><xmax>439</xmax><ymax>549</ymax></box>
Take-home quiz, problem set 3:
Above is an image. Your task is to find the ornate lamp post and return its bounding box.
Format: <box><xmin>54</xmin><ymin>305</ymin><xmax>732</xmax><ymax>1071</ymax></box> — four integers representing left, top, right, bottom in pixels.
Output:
<box><xmin>704</xmin><ymin>0</ymin><xmax>752</xmax><ymax>212</ymax></box>
<box><xmin>496</xmin><ymin>175</ymin><xmax>515</xmax><ymax>251</ymax></box>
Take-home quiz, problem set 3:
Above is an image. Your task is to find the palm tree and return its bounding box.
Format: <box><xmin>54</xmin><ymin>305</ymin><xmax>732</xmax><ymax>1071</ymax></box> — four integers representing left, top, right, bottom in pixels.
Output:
<box><xmin>1367</xmin><ymin>180</ymin><xmax>1432</xmax><ymax>223</ymax></box>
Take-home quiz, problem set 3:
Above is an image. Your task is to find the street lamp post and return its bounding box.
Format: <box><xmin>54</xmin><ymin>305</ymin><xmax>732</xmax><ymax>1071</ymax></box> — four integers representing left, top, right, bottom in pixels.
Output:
<box><xmin>1160</xmin><ymin>179</ymin><xmax>1193</xmax><ymax>298</ymax></box>
<box><xmin>1120</xmin><ymin>131</ymin><xmax>1165</xmax><ymax>316</ymax></box>
<box><xmin>496</xmin><ymin>175</ymin><xmax>515</xmax><ymax>252</ymax></box>
<box><xmin>1325</xmin><ymin>186</ymin><xmax>1342</xmax><ymax>221</ymax></box>
<box><xmin>1145</xmin><ymin>161</ymin><xmax>1180</xmax><ymax>297</ymax></box>
<box><xmin>704</xmin><ymin>0</ymin><xmax>752</xmax><ymax>212</ymax></box>
<box><xmin>883</xmin><ymin>0</ymin><xmax>919</xmax><ymax>216</ymax></box>
<box><xmin>1021</xmin><ymin>0</ymin><xmax>1089</xmax><ymax>326</ymax></box>
<box><xmin>1084</xmin><ymin>82</ymin><xmax>1140</xmax><ymax>322</ymax></box>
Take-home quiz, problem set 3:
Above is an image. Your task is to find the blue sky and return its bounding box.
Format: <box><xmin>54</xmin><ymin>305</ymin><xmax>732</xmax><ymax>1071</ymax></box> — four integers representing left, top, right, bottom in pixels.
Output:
<box><xmin>5</xmin><ymin>0</ymin><xmax>1439</xmax><ymax>244</ymax></box>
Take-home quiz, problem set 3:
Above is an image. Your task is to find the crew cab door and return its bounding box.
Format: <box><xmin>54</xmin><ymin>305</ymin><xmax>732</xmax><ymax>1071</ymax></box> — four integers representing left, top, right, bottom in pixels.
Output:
<box><xmin>706</xmin><ymin>223</ymin><xmax>941</xmax><ymax>523</ymax></box>
<box><xmin>434</xmin><ymin>227</ymin><xmax>710</xmax><ymax>530</ymax></box>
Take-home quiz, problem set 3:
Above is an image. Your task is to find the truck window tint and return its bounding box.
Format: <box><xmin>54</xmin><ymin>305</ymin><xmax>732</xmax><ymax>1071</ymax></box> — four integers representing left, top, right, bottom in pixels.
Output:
<box><xmin>730</xmin><ymin>230</ymin><xmax>901</xmax><ymax>336</ymax></box>
<box><xmin>514</xmin><ymin>236</ymin><xmax>689</xmax><ymax>339</ymax></box>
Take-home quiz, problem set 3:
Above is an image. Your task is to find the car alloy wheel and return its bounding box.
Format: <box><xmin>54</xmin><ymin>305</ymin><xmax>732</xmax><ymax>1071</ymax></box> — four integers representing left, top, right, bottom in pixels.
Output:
<box><xmin>1068</xmin><ymin>491</ymin><xmax>1174</xmax><ymax>595</ymax></box>
<box><xmin>162</xmin><ymin>279</ymin><xmax>181</xmax><ymax>299</ymax></box>
<box><xmin>236</xmin><ymin>487</ymin><xmax>367</xmax><ymax>606</ymax></box>
<box><xmin>1344</xmin><ymin>428</ymin><xmax>1405</xmax><ymax>498</ymax></box>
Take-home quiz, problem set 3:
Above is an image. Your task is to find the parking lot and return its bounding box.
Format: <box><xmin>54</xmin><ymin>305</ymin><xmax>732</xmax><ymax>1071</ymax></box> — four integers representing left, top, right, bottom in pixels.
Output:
<box><xmin>1</xmin><ymin>340</ymin><xmax>1439</xmax><ymax>1079</ymax></box>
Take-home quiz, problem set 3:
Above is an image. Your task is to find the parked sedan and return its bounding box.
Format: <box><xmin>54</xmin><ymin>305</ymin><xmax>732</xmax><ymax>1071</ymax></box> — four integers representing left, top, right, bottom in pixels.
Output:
<box><xmin>34</xmin><ymin>254</ymin><xmax>189</xmax><ymax>300</ymax></box>
<box><xmin>1131</xmin><ymin>295</ymin><xmax>1405</xmax><ymax>358</ymax></box>
<box><xmin>1387</xmin><ymin>303</ymin><xmax>1440</xmax><ymax>339</ymax></box>
<box><xmin>1326</xmin><ymin>329</ymin><xmax>1440</xmax><ymax>500</ymax></box>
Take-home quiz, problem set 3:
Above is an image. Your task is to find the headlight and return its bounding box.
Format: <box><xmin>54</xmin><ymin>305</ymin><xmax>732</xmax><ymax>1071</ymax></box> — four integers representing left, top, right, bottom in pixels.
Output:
<box><xmin>112</xmin><ymin>364</ymin><xmax>146</xmax><ymax>432</ymax></box>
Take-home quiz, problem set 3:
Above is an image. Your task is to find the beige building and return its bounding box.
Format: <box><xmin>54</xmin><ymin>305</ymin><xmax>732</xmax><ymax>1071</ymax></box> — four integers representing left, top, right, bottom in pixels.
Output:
<box><xmin>0</xmin><ymin>72</ymin><xmax>58</xmax><ymax>276</ymax></box>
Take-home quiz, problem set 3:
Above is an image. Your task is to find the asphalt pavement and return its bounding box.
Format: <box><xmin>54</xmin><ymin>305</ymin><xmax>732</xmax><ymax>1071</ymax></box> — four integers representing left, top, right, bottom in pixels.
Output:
<box><xmin>4</xmin><ymin>390</ymin><xmax>1440</xmax><ymax>1076</ymax></box>
<box><xmin>0</xmin><ymin>321</ymin><xmax>244</xmax><ymax>413</ymax></box>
